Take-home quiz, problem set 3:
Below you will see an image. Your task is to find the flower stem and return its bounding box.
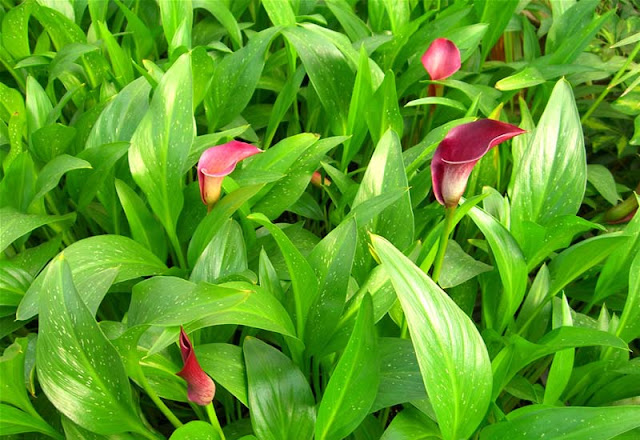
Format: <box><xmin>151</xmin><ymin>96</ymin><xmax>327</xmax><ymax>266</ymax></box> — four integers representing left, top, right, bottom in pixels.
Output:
<box><xmin>139</xmin><ymin>369</ymin><xmax>183</xmax><ymax>429</ymax></box>
<box><xmin>431</xmin><ymin>205</ymin><xmax>457</xmax><ymax>284</ymax></box>
<box><xmin>206</xmin><ymin>403</ymin><xmax>226</xmax><ymax>440</ymax></box>
<box><xmin>581</xmin><ymin>39</ymin><xmax>640</xmax><ymax>123</ymax></box>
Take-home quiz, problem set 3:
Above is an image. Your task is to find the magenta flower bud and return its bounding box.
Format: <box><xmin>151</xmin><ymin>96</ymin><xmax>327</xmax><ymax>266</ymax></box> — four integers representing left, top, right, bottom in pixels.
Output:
<box><xmin>431</xmin><ymin>119</ymin><xmax>525</xmax><ymax>207</ymax></box>
<box><xmin>421</xmin><ymin>38</ymin><xmax>461</xmax><ymax>81</ymax></box>
<box><xmin>176</xmin><ymin>327</ymin><xmax>215</xmax><ymax>406</ymax></box>
<box><xmin>198</xmin><ymin>141</ymin><xmax>262</xmax><ymax>206</ymax></box>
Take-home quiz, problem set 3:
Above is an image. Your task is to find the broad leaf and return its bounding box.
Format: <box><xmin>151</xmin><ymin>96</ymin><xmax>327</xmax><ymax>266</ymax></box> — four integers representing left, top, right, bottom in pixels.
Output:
<box><xmin>372</xmin><ymin>235</ymin><xmax>492</xmax><ymax>440</ymax></box>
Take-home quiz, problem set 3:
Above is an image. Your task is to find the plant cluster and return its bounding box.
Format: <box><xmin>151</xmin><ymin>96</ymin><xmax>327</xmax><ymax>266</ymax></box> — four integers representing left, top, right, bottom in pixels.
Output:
<box><xmin>1</xmin><ymin>0</ymin><xmax>639</xmax><ymax>439</ymax></box>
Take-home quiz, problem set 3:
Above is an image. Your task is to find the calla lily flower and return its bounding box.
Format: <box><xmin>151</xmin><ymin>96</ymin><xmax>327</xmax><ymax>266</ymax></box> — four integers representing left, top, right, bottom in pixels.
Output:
<box><xmin>198</xmin><ymin>141</ymin><xmax>262</xmax><ymax>207</ymax></box>
<box><xmin>176</xmin><ymin>327</ymin><xmax>215</xmax><ymax>406</ymax></box>
<box><xmin>431</xmin><ymin>119</ymin><xmax>525</xmax><ymax>207</ymax></box>
<box><xmin>421</xmin><ymin>38</ymin><xmax>461</xmax><ymax>81</ymax></box>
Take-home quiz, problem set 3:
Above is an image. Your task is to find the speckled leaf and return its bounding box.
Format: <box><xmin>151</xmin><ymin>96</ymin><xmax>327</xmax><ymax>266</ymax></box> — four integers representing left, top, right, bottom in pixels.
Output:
<box><xmin>198</xmin><ymin>343</ymin><xmax>248</xmax><ymax>406</ymax></box>
<box><xmin>129</xmin><ymin>53</ymin><xmax>194</xmax><ymax>238</ymax></box>
<box><xmin>17</xmin><ymin>235</ymin><xmax>167</xmax><ymax>320</ymax></box>
<box><xmin>248</xmin><ymin>213</ymin><xmax>318</xmax><ymax>339</ymax></box>
<box><xmin>316</xmin><ymin>294</ymin><xmax>377</xmax><ymax>440</ymax></box>
<box><xmin>372</xmin><ymin>338</ymin><xmax>427</xmax><ymax>412</ymax></box>
<box><xmin>128</xmin><ymin>277</ymin><xmax>295</xmax><ymax>337</ymax></box>
<box><xmin>0</xmin><ymin>207</ymin><xmax>74</xmax><ymax>253</ymax></box>
<box><xmin>282</xmin><ymin>26</ymin><xmax>354</xmax><ymax>134</ymax></box>
<box><xmin>481</xmin><ymin>405</ymin><xmax>640</xmax><ymax>440</ymax></box>
<box><xmin>372</xmin><ymin>235</ymin><xmax>492</xmax><ymax>440</ymax></box>
<box><xmin>467</xmin><ymin>206</ymin><xmax>527</xmax><ymax>333</ymax></box>
<box><xmin>208</xmin><ymin>28</ymin><xmax>278</xmax><ymax>129</ymax></box>
<box><xmin>511</xmin><ymin>80</ymin><xmax>586</xmax><ymax>232</ymax></box>
<box><xmin>304</xmin><ymin>218</ymin><xmax>357</xmax><ymax>355</ymax></box>
<box><xmin>36</xmin><ymin>256</ymin><xmax>146</xmax><ymax>435</ymax></box>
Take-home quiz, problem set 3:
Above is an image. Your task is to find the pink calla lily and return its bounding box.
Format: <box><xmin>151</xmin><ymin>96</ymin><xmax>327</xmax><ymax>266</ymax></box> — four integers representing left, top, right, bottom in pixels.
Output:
<box><xmin>176</xmin><ymin>327</ymin><xmax>215</xmax><ymax>406</ymax></box>
<box><xmin>198</xmin><ymin>141</ymin><xmax>262</xmax><ymax>207</ymax></box>
<box><xmin>421</xmin><ymin>38</ymin><xmax>461</xmax><ymax>81</ymax></box>
<box><xmin>431</xmin><ymin>119</ymin><xmax>525</xmax><ymax>207</ymax></box>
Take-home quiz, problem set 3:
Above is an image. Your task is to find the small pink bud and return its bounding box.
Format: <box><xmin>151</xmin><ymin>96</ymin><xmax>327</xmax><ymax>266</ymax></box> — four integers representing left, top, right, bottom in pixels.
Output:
<box><xmin>421</xmin><ymin>38</ymin><xmax>461</xmax><ymax>81</ymax></box>
<box><xmin>176</xmin><ymin>327</ymin><xmax>215</xmax><ymax>406</ymax></box>
<box><xmin>431</xmin><ymin>119</ymin><xmax>525</xmax><ymax>207</ymax></box>
<box><xmin>311</xmin><ymin>171</ymin><xmax>331</xmax><ymax>187</ymax></box>
<box><xmin>197</xmin><ymin>141</ymin><xmax>262</xmax><ymax>207</ymax></box>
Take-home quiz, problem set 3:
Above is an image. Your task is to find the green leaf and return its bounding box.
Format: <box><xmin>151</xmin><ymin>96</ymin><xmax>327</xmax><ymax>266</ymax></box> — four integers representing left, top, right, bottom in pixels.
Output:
<box><xmin>31</xmin><ymin>123</ymin><xmax>77</xmax><ymax>162</ymax></box>
<box><xmin>367</xmin><ymin>71</ymin><xmax>403</xmax><ymax>144</ymax></box>
<box><xmin>587</xmin><ymin>164</ymin><xmax>620</xmax><ymax>205</ymax></box>
<box><xmin>353</xmin><ymin>129</ymin><xmax>413</xmax><ymax>282</ymax></box>
<box><xmin>244</xmin><ymin>338</ymin><xmax>315</xmax><ymax>440</ymax></box>
<box><xmin>158</xmin><ymin>0</ymin><xmax>192</xmax><ymax>53</ymax></box>
<box><xmin>248</xmin><ymin>213</ymin><xmax>318</xmax><ymax>338</ymax></box>
<box><xmin>36</xmin><ymin>256</ymin><xmax>146</xmax><ymax>435</ymax></box>
<box><xmin>548</xmin><ymin>233</ymin><xmax>628</xmax><ymax>297</ymax></box>
<box><xmin>304</xmin><ymin>218</ymin><xmax>357</xmax><ymax>355</ymax></box>
<box><xmin>481</xmin><ymin>405</ymin><xmax>640</xmax><ymax>440</ymax></box>
<box><xmin>2</xmin><ymin>1</ymin><xmax>33</xmax><ymax>59</ymax></box>
<box><xmin>128</xmin><ymin>277</ymin><xmax>295</xmax><ymax>337</ymax></box>
<box><xmin>405</xmin><ymin>96</ymin><xmax>467</xmax><ymax>112</ymax></box>
<box><xmin>32</xmin><ymin>154</ymin><xmax>91</xmax><ymax>202</ymax></box>
<box><xmin>492</xmin><ymin>327</ymin><xmax>628</xmax><ymax>398</ymax></box>
<box><xmin>476</xmin><ymin>0</ymin><xmax>519</xmax><ymax>60</ymax></box>
<box><xmin>17</xmin><ymin>235</ymin><xmax>167</xmax><ymax>320</ymax></box>
<box><xmin>25</xmin><ymin>76</ymin><xmax>53</xmax><ymax>136</ymax></box>
<box><xmin>95</xmin><ymin>21</ymin><xmax>135</xmax><ymax>88</ymax></box>
<box><xmin>208</xmin><ymin>28</ymin><xmax>278</xmax><ymax>129</ymax></box>
<box><xmin>325</xmin><ymin>0</ymin><xmax>370</xmax><ymax>42</ymax></box>
<box><xmin>32</xmin><ymin>3</ymin><xmax>85</xmax><ymax>50</ymax></box>
<box><xmin>190</xmin><ymin>219</ymin><xmax>247</xmax><ymax>283</ymax></box>
<box><xmin>252</xmin><ymin>136</ymin><xmax>346</xmax><ymax>219</ymax></box>
<box><xmin>262</xmin><ymin>0</ymin><xmax>296</xmax><ymax>26</ymax></box>
<box><xmin>594</xmin><ymin>206</ymin><xmax>640</xmax><ymax>304</ymax></box>
<box><xmin>316</xmin><ymin>294</ymin><xmax>378</xmax><ymax>440</ymax></box>
<box><xmin>115</xmin><ymin>179</ymin><xmax>168</xmax><ymax>261</ymax></box>
<box><xmin>0</xmin><ymin>338</ymin><xmax>38</xmax><ymax>415</ymax></box>
<box><xmin>170</xmin><ymin>421</ymin><xmax>220</xmax><ymax>440</ymax></box>
<box><xmin>439</xmin><ymin>240</ymin><xmax>493</xmax><ymax>289</ymax></box>
<box><xmin>198</xmin><ymin>343</ymin><xmax>248</xmax><ymax>406</ymax></box>
<box><xmin>372</xmin><ymin>235</ymin><xmax>492</xmax><ymax>440</ymax></box>
<box><xmin>468</xmin><ymin>206</ymin><xmax>527</xmax><ymax>332</ymax></box>
<box><xmin>0</xmin><ymin>207</ymin><xmax>74</xmax><ymax>253</ymax></box>
<box><xmin>380</xmin><ymin>406</ymin><xmax>440</xmax><ymax>440</ymax></box>
<box><xmin>188</xmin><ymin>184</ymin><xmax>264</xmax><ymax>266</ymax></box>
<box><xmin>282</xmin><ymin>26</ymin><xmax>354</xmax><ymax>134</ymax></box>
<box><xmin>511</xmin><ymin>79</ymin><xmax>586</xmax><ymax>231</ymax></box>
<box><xmin>193</xmin><ymin>0</ymin><xmax>242</xmax><ymax>50</ymax></box>
<box><xmin>0</xmin><ymin>404</ymin><xmax>63</xmax><ymax>439</ymax></box>
<box><xmin>129</xmin><ymin>53</ymin><xmax>194</xmax><ymax>240</ymax></box>
<box><xmin>616</xmin><ymin>250</ymin><xmax>640</xmax><ymax>342</ymax></box>
<box><xmin>543</xmin><ymin>295</ymin><xmax>574</xmax><ymax>405</ymax></box>
<box><xmin>372</xmin><ymin>338</ymin><xmax>426</xmax><ymax>412</ymax></box>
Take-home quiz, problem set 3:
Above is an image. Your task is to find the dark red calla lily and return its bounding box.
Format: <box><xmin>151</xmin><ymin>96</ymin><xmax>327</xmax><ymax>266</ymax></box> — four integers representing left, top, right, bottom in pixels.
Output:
<box><xmin>176</xmin><ymin>327</ymin><xmax>215</xmax><ymax>406</ymax></box>
<box><xmin>431</xmin><ymin>119</ymin><xmax>525</xmax><ymax>207</ymax></box>
<box><xmin>421</xmin><ymin>38</ymin><xmax>461</xmax><ymax>81</ymax></box>
<box><xmin>198</xmin><ymin>141</ymin><xmax>262</xmax><ymax>206</ymax></box>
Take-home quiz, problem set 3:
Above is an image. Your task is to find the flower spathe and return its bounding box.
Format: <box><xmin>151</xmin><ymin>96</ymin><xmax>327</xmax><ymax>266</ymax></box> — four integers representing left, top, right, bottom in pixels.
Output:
<box><xmin>431</xmin><ymin>119</ymin><xmax>526</xmax><ymax>207</ymax></box>
<box><xmin>198</xmin><ymin>141</ymin><xmax>262</xmax><ymax>206</ymax></box>
<box><xmin>176</xmin><ymin>327</ymin><xmax>215</xmax><ymax>406</ymax></box>
<box><xmin>421</xmin><ymin>38</ymin><xmax>461</xmax><ymax>81</ymax></box>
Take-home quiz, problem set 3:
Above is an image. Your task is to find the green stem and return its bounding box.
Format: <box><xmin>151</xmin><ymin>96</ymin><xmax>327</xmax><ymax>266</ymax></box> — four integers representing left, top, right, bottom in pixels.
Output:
<box><xmin>206</xmin><ymin>403</ymin><xmax>226</xmax><ymax>440</ymax></box>
<box><xmin>581</xmin><ymin>40</ymin><xmax>640</xmax><ymax>123</ymax></box>
<box><xmin>431</xmin><ymin>205</ymin><xmax>457</xmax><ymax>283</ymax></box>
<box><xmin>168</xmin><ymin>231</ymin><xmax>187</xmax><ymax>270</ymax></box>
<box><xmin>139</xmin><ymin>370</ymin><xmax>183</xmax><ymax>429</ymax></box>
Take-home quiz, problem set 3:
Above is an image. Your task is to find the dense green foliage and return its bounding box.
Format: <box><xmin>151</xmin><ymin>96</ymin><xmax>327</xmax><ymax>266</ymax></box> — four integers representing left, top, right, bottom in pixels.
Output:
<box><xmin>1</xmin><ymin>0</ymin><xmax>639</xmax><ymax>439</ymax></box>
